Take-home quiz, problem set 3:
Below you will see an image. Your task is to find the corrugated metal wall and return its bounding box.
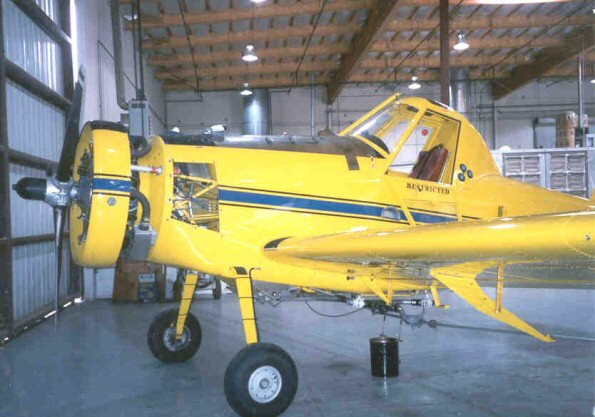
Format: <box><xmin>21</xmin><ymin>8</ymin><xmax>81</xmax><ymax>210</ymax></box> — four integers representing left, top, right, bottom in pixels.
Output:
<box><xmin>6</xmin><ymin>81</ymin><xmax>65</xmax><ymax>161</ymax></box>
<box><xmin>12</xmin><ymin>241</ymin><xmax>70</xmax><ymax>323</ymax></box>
<box><xmin>4</xmin><ymin>0</ymin><xmax>63</xmax><ymax>93</ymax></box>
<box><xmin>0</xmin><ymin>0</ymin><xmax>79</xmax><ymax>336</ymax></box>
<box><xmin>33</xmin><ymin>0</ymin><xmax>60</xmax><ymax>23</ymax></box>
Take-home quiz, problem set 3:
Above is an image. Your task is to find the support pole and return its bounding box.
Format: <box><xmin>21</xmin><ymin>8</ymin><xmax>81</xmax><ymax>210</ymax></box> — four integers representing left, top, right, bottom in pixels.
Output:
<box><xmin>310</xmin><ymin>72</ymin><xmax>316</xmax><ymax>137</ymax></box>
<box><xmin>439</xmin><ymin>0</ymin><xmax>450</xmax><ymax>106</ymax></box>
<box><xmin>237</xmin><ymin>276</ymin><xmax>259</xmax><ymax>344</ymax></box>
<box><xmin>578</xmin><ymin>53</ymin><xmax>584</xmax><ymax>129</ymax></box>
<box><xmin>495</xmin><ymin>263</ymin><xmax>505</xmax><ymax>313</ymax></box>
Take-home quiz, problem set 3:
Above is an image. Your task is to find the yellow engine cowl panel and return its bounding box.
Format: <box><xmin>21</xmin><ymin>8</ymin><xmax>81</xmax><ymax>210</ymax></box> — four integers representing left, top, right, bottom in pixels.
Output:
<box><xmin>70</xmin><ymin>123</ymin><xmax>132</xmax><ymax>267</ymax></box>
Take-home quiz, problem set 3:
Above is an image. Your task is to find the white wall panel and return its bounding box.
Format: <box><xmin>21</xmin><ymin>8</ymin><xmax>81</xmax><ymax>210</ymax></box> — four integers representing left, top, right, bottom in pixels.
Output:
<box><xmin>12</xmin><ymin>241</ymin><xmax>70</xmax><ymax>322</ymax></box>
<box><xmin>3</xmin><ymin>0</ymin><xmax>64</xmax><ymax>93</ymax></box>
<box><xmin>166</xmin><ymin>90</ymin><xmax>244</xmax><ymax>134</ymax></box>
<box><xmin>495</xmin><ymin>119</ymin><xmax>534</xmax><ymax>149</ymax></box>
<box><xmin>166</xmin><ymin>79</ymin><xmax>594</xmax><ymax>151</ymax></box>
<box><xmin>75</xmin><ymin>0</ymin><xmax>166</xmax><ymax>133</ymax></box>
<box><xmin>6</xmin><ymin>80</ymin><xmax>65</xmax><ymax>162</ymax></box>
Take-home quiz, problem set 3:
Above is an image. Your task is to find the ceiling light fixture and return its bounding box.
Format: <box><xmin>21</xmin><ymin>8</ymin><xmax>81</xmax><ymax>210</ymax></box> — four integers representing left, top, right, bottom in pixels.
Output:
<box><xmin>250</xmin><ymin>0</ymin><xmax>267</xmax><ymax>3</ymax></box>
<box><xmin>242</xmin><ymin>44</ymin><xmax>259</xmax><ymax>62</ymax></box>
<box><xmin>453</xmin><ymin>32</ymin><xmax>470</xmax><ymax>51</ymax></box>
<box><xmin>122</xmin><ymin>13</ymin><xmax>138</xmax><ymax>22</ymax></box>
<box><xmin>408</xmin><ymin>76</ymin><xmax>421</xmax><ymax>90</ymax></box>
<box><xmin>240</xmin><ymin>82</ymin><xmax>253</xmax><ymax>96</ymax></box>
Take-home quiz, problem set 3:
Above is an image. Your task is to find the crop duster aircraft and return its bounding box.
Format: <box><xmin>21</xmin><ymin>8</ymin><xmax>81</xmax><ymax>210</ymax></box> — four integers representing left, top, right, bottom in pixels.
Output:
<box><xmin>13</xmin><ymin>74</ymin><xmax>595</xmax><ymax>417</ymax></box>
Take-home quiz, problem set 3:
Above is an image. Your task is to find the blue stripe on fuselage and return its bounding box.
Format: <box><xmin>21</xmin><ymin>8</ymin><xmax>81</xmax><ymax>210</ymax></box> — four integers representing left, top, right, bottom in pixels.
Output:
<box><xmin>219</xmin><ymin>188</ymin><xmax>457</xmax><ymax>224</ymax></box>
<box><xmin>92</xmin><ymin>178</ymin><xmax>132</xmax><ymax>193</ymax></box>
<box><xmin>219</xmin><ymin>189</ymin><xmax>385</xmax><ymax>217</ymax></box>
<box><xmin>410</xmin><ymin>211</ymin><xmax>456</xmax><ymax>223</ymax></box>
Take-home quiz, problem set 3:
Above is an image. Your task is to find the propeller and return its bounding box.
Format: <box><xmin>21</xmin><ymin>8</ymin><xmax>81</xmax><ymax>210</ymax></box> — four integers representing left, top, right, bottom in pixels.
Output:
<box><xmin>13</xmin><ymin>69</ymin><xmax>85</xmax><ymax>327</ymax></box>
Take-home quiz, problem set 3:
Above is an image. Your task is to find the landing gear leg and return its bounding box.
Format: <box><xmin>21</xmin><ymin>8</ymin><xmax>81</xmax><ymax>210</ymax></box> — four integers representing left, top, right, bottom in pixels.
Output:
<box><xmin>212</xmin><ymin>278</ymin><xmax>222</xmax><ymax>300</ymax></box>
<box><xmin>174</xmin><ymin>272</ymin><xmax>200</xmax><ymax>340</ymax></box>
<box><xmin>224</xmin><ymin>274</ymin><xmax>298</xmax><ymax>417</ymax></box>
<box><xmin>147</xmin><ymin>272</ymin><xmax>202</xmax><ymax>362</ymax></box>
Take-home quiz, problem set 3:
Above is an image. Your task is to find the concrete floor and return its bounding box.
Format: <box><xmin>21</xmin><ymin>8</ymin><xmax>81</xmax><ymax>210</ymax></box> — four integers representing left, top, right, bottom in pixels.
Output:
<box><xmin>1</xmin><ymin>288</ymin><xmax>594</xmax><ymax>417</ymax></box>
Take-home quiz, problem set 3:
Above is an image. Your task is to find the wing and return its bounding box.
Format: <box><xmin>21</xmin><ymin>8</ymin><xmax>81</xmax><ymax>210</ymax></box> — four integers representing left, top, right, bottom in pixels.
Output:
<box><xmin>265</xmin><ymin>211</ymin><xmax>594</xmax><ymax>265</ymax></box>
<box><xmin>264</xmin><ymin>211</ymin><xmax>595</xmax><ymax>342</ymax></box>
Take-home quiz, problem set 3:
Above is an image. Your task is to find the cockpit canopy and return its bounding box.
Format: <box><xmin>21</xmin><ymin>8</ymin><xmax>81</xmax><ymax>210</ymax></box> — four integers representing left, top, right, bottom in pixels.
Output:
<box><xmin>344</xmin><ymin>96</ymin><xmax>465</xmax><ymax>185</ymax></box>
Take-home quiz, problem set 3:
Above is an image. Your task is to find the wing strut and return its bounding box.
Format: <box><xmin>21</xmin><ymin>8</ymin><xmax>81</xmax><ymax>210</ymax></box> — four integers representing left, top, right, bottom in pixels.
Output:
<box><xmin>431</xmin><ymin>262</ymin><xmax>555</xmax><ymax>342</ymax></box>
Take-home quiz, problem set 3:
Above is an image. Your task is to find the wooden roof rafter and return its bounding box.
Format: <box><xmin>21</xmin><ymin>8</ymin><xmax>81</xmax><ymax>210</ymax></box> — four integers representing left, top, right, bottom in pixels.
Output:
<box><xmin>162</xmin><ymin>63</ymin><xmax>583</xmax><ymax>92</ymax></box>
<box><xmin>493</xmin><ymin>24</ymin><xmax>595</xmax><ymax>100</ymax></box>
<box><xmin>326</xmin><ymin>0</ymin><xmax>401</xmax><ymax>103</ymax></box>
<box><xmin>127</xmin><ymin>0</ymin><xmax>593</xmax><ymax>95</ymax></box>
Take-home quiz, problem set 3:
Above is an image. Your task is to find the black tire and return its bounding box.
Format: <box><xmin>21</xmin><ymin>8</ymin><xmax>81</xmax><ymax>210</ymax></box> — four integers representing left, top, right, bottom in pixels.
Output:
<box><xmin>212</xmin><ymin>278</ymin><xmax>222</xmax><ymax>300</ymax></box>
<box><xmin>147</xmin><ymin>308</ymin><xmax>202</xmax><ymax>363</ymax></box>
<box><xmin>224</xmin><ymin>343</ymin><xmax>298</xmax><ymax>417</ymax></box>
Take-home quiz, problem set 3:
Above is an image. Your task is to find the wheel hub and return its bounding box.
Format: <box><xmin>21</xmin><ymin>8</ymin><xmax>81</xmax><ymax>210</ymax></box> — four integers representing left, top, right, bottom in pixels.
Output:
<box><xmin>163</xmin><ymin>326</ymin><xmax>190</xmax><ymax>351</ymax></box>
<box><xmin>248</xmin><ymin>365</ymin><xmax>282</xmax><ymax>404</ymax></box>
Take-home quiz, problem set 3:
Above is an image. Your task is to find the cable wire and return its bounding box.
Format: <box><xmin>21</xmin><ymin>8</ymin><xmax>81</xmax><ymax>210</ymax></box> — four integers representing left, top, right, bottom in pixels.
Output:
<box><xmin>176</xmin><ymin>0</ymin><xmax>201</xmax><ymax>93</ymax></box>
<box><xmin>290</xmin><ymin>0</ymin><xmax>329</xmax><ymax>91</ymax></box>
<box><xmin>304</xmin><ymin>300</ymin><xmax>365</xmax><ymax>318</ymax></box>
<box><xmin>428</xmin><ymin>320</ymin><xmax>595</xmax><ymax>342</ymax></box>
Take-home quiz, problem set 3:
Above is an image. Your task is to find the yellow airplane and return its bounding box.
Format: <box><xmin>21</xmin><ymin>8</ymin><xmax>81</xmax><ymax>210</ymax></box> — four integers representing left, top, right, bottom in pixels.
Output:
<box><xmin>14</xmin><ymin>75</ymin><xmax>595</xmax><ymax>417</ymax></box>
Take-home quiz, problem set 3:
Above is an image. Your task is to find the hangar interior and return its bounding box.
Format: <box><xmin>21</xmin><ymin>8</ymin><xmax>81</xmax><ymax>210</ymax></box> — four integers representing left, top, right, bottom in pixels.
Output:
<box><xmin>0</xmin><ymin>1</ymin><xmax>594</xmax><ymax>417</ymax></box>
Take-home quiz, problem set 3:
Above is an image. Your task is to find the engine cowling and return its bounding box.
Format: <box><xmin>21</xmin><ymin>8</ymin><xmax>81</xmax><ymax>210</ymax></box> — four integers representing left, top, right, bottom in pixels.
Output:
<box><xmin>70</xmin><ymin>122</ymin><xmax>132</xmax><ymax>267</ymax></box>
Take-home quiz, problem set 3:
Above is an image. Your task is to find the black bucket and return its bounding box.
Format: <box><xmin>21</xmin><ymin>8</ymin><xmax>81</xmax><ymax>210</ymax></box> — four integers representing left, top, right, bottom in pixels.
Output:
<box><xmin>369</xmin><ymin>335</ymin><xmax>399</xmax><ymax>378</ymax></box>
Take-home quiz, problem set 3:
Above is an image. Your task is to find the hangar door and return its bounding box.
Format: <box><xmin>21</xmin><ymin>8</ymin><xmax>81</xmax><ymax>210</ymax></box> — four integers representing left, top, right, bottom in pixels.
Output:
<box><xmin>0</xmin><ymin>0</ymin><xmax>81</xmax><ymax>339</ymax></box>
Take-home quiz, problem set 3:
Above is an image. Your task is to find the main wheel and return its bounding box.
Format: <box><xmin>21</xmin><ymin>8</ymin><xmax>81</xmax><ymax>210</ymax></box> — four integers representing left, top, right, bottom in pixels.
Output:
<box><xmin>212</xmin><ymin>278</ymin><xmax>222</xmax><ymax>300</ymax></box>
<box><xmin>224</xmin><ymin>343</ymin><xmax>298</xmax><ymax>417</ymax></box>
<box><xmin>147</xmin><ymin>308</ymin><xmax>202</xmax><ymax>363</ymax></box>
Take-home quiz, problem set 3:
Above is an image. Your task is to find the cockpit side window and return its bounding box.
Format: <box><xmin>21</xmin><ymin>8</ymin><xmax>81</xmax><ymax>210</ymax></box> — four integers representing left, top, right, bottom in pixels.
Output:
<box><xmin>346</xmin><ymin>101</ymin><xmax>419</xmax><ymax>155</ymax></box>
<box><xmin>391</xmin><ymin>124</ymin><xmax>434</xmax><ymax>173</ymax></box>
<box><xmin>389</xmin><ymin>110</ymin><xmax>460</xmax><ymax>184</ymax></box>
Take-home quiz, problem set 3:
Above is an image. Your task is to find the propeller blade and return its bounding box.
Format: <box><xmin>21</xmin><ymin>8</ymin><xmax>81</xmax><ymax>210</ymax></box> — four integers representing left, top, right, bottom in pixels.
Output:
<box><xmin>53</xmin><ymin>207</ymin><xmax>66</xmax><ymax>328</ymax></box>
<box><xmin>56</xmin><ymin>70</ymin><xmax>85</xmax><ymax>183</ymax></box>
<box><xmin>13</xmin><ymin>69</ymin><xmax>86</xmax><ymax>329</ymax></box>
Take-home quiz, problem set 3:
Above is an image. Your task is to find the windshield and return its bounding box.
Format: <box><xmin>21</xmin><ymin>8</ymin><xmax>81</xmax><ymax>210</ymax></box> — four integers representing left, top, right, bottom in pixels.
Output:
<box><xmin>346</xmin><ymin>100</ymin><xmax>419</xmax><ymax>154</ymax></box>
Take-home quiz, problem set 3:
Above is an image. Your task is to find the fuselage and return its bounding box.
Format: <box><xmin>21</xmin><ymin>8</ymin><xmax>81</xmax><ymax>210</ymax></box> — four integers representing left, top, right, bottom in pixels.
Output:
<box><xmin>137</xmin><ymin>97</ymin><xmax>591</xmax><ymax>295</ymax></box>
